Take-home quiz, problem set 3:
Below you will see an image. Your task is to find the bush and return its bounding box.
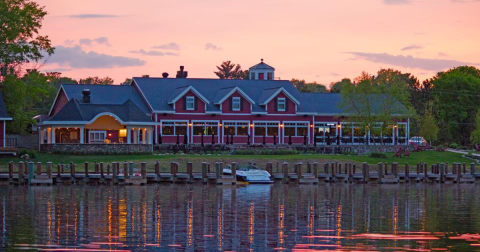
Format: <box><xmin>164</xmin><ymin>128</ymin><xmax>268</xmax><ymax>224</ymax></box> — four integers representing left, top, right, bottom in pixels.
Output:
<box><xmin>438</xmin><ymin>145</ymin><xmax>444</xmax><ymax>149</ymax></box>
<box><xmin>459</xmin><ymin>146</ymin><xmax>469</xmax><ymax>150</ymax></box>
<box><xmin>18</xmin><ymin>149</ymin><xmax>37</xmax><ymax>159</ymax></box>
<box><xmin>233</xmin><ymin>149</ymin><xmax>298</xmax><ymax>155</ymax></box>
<box><xmin>449</xmin><ymin>143</ymin><xmax>459</xmax><ymax>149</ymax></box>
<box><xmin>370</xmin><ymin>152</ymin><xmax>387</xmax><ymax>158</ymax></box>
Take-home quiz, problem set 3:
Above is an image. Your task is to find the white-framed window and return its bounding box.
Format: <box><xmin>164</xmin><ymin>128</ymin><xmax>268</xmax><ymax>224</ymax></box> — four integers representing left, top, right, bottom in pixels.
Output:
<box><xmin>232</xmin><ymin>97</ymin><xmax>241</xmax><ymax>111</ymax></box>
<box><xmin>283</xmin><ymin>122</ymin><xmax>308</xmax><ymax>137</ymax></box>
<box><xmin>193</xmin><ymin>121</ymin><xmax>219</xmax><ymax>135</ymax></box>
<box><xmin>277</xmin><ymin>98</ymin><xmax>286</xmax><ymax>111</ymax></box>
<box><xmin>186</xmin><ymin>96</ymin><xmax>195</xmax><ymax>110</ymax></box>
<box><xmin>223</xmin><ymin>121</ymin><xmax>249</xmax><ymax>136</ymax></box>
<box><xmin>254</xmin><ymin>122</ymin><xmax>279</xmax><ymax>136</ymax></box>
<box><xmin>89</xmin><ymin>130</ymin><xmax>106</xmax><ymax>143</ymax></box>
<box><xmin>161</xmin><ymin>121</ymin><xmax>188</xmax><ymax>136</ymax></box>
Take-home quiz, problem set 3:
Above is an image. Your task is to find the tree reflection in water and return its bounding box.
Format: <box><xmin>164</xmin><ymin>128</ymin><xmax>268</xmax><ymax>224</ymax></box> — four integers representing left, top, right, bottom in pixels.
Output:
<box><xmin>0</xmin><ymin>184</ymin><xmax>479</xmax><ymax>251</ymax></box>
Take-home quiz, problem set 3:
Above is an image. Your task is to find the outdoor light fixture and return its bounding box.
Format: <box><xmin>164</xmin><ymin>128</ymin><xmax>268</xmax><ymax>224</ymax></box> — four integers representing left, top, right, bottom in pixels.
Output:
<box><xmin>310</xmin><ymin>125</ymin><xmax>313</xmax><ymax>128</ymax></box>
<box><xmin>108</xmin><ymin>133</ymin><xmax>112</xmax><ymax>137</ymax></box>
<box><xmin>280</xmin><ymin>124</ymin><xmax>284</xmax><ymax>128</ymax></box>
<box><xmin>189</xmin><ymin>123</ymin><xmax>192</xmax><ymax>127</ymax></box>
<box><xmin>250</xmin><ymin>124</ymin><xmax>254</xmax><ymax>127</ymax></box>
<box><xmin>219</xmin><ymin>124</ymin><xmax>222</xmax><ymax>127</ymax></box>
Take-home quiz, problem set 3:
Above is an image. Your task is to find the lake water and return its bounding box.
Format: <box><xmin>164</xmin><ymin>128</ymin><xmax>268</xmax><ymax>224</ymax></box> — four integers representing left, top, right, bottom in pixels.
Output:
<box><xmin>0</xmin><ymin>184</ymin><xmax>479</xmax><ymax>251</ymax></box>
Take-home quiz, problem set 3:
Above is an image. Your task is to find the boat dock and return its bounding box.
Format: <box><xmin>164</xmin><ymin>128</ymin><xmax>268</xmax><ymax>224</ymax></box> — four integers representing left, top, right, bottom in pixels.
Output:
<box><xmin>1</xmin><ymin>161</ymin><xmax>479</xmax><ymax>185</ymax></box>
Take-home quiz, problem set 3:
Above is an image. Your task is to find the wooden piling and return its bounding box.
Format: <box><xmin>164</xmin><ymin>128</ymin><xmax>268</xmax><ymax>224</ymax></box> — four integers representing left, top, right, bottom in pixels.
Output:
<box><xmin>266</xmin><ymin>162</ymin><xmax>273</xmax><ymax>176</ymax></box>
<box><xmin>405</xmin><ymin>163</ymin><xmax>410</xmax><ymax>182</ymax></box>
<box><xmin>393</xmin><ymin>162</ymin><xmax>398</xmax><ymax>177</ymax></box>
<box><xmin>313</xmin><ymin>162</ymin><xmax>319</xmax><ymax>179</ymax></box>
<box><xmin>384</xmin><ymin>162</ymin><xmax>388</xmax><ymax>176</ymax></box>
<box><xmin>100</xmin><ymin>162</ymin><xmax>104</xmax><ymax>179</ymax></box>
<box><xmin>36</xmin><ymin>162</ymin><xmax>42</xmax><ymax>176</ymax></box>
<box><xmin>378</xmin><ymin>163</ymin><xmax>384</xmax><ymax>183</ymax></box>
<box><xmin>297</xmin><ymin>162</ymin><xmax>303</xmax><ymax>179</ymax></box>
<box><xmin>141</xmin><ymin>162</ymin><xmax>147</xmax><ymax>179</ymax></box>
<box><xmin>155</xmin><ymin>161</ymin><xmax>160</xmax><ymax>176</ymax></box>
<box><xmin>187</xmin><ymin>162</ymin><xmax>193</xmax><ymax>179</ymax></box>
<box><xmin>95</xmin><ymin>162</ymin><xmax>99</xmax><ymax>174</ymax></box>
<box><xmin>353</xmin><ymin>164</ymin><xmax>356</xmax><ymax>174</ymax></box>
<box><xmin>440</xmin><ymin>163</ymin><xmax>445</xmax><ymax>183</ymax></box>
<box><xmin>171</xmin><ymin>162</ymin><xmax>177</xmax><ymax>182</ymax></box>
<box><xmin>463</xmin><ymin>162</ymin><xmax>466</xmax><ymax>174</ymax></box>
<box><xmin>215</xmin><ymin>162</ymin><xmax>222</xmax><ymax>179</ymax></box>
<box><xmin>18</xmin><ymin>162</ymin><xmax>24</xmax><ymax>182</ymax></box>
<box><xmin>70</xmin><ymin>162</ymin><xmax>75</xmax><ymax>178</ymax></box>
<box><xmin>47</xmin><ymin>162</ymin><xmax>52</xmax><ymax>179</ymax></box>
<box><xmin>124</xmin><ymin>162</ymin><xmax>129</xmax><ymax>179</ymax></box>
<box><xmin>471</xmin><ymin>163</ymin><xmax>475</xmax><ymax>175</ymax></box>
<box><xmin>362</xmin><ymin>162</ymin><xmax>368</xmax><ymax>183</ymax></box>
<box><xmin>307</xmin><ymin>162</ymin><xmax>312</xmax><ymax>174</ymax></box>
<box><xmin>457</xmin><ymin>162</ymin><xmax>461</xmax><ymax>182</ymax></box>
<box><xmin>28</xmin><ymin>162</ymin><xmax>34</xmax><ymax>185</ymax></box>
<box><xmin>201</xmin><ymin>162</ymin><xmax>208</xmax><ymax>183</ymax></box>
<box><xmin>8</xmin><ymin>161</ymin><xmax>13</xmax><ymax>179</ymax></box>
<box><xmin>445</xmin><ymin>163</ymin><xmax>449</xmax><ymax>174</ymax></box>
<box><xmin>107</xmin><ymin>164</ymin><xmax>110</xmax><ymax>175</ymax></box>
<box><xmin>282</xmin><ymin>162</ymin><xmax>289</xmax><ymax>183</ymax></box>
<box><xmin>112</xmin><ymin>162</ymin><xmax>118</xmax><ymax>183</ymax></box>
<box><xmin>423</xmin><ymin>163</ymin><xmax>428</xmax><ymax>183</ymax></box>
<box><xmin>231</xmin><ymin>162</ymin><xmax>237</xmax><ymax>178</ymax></box>
<box><xmin>85</xmin><ymin>162</ymin><xmax>89</xmax><ymax>177</ymax></box>
<box><xmin>324</xmin><ymin>163</ymin><xmax>328</xmax><ymax>174</ymax></box>
<box><xmin>129</xmin><ymin>162</ymin><xmax>134</xmax><ymax>176</ymax></box>
<box><xmin>57</xmin><ymin>164</ymin><xmax>61</xmax><ymax>177</ymax></box>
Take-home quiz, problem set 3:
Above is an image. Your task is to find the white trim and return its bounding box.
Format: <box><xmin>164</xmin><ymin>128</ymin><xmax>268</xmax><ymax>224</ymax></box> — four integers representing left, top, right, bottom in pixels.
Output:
<box><xmin>277</xmin><ymin>98</ymin><xmax>286</xmax><ymax>112</ymax></box>
<box><xmin>159</xmin><ymin>120</ymin><xmax>189</xmax><ymax>141</ymax></box>
<box><xmin>48</xmin><ymin>86</ymin><xmax>68</xmax><ymax>116</ymax></box>
<box><xmin>168</xmin><ymin>86</ymin><xmax>210</xmax><ymax>105</ymax></box>
<box><xmin>0</xmin><ymin>118</ymin><xmax>12</xmax><ymax>121</ymax></box>
<box><xmin>191</xmin><ymin>120</ymin><xmax>220</xmax><ymax>143</ymax></box>
<box><xmin>259</xmin><ymin>88</ymin><xmax>300</xmax><ymax>105</ymax></box>
<box><xmin>231</xmin><ymin>97</ymin><xmax>241</xmax><ymax>111</ymax></box>
<box><xmin>185</xmin><ymin>96</ymin><xmax>195</xmax><ymax>110</ymax></box>
<box><xmin>214</xmin><ymin>87</ymin><xmax>256</xmax><ymax>105</ymax></box>
<box><xmin>252</xmin><ymin>121</ymin><xmax>281</xmax><ymax>143</ymax></box>
<box><xmin>221</xmin><ymin>120</ymin><xmax>250</xmax><ymax>143</ymax></box>
<box><xmin>40</xmin><ymin>112</ymin><xmax>157</xmax><ymax>126</ymax></box>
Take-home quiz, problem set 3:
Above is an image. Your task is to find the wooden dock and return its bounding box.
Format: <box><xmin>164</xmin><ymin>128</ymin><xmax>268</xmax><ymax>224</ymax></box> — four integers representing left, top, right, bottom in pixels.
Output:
<box><xmin>1</xmin><ymin>160</ymin><xmax>479</xmax><ymax>186</ymax></box>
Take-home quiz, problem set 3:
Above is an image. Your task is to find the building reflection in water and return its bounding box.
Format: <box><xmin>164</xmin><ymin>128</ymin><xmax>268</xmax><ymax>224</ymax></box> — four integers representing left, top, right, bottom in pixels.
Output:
<box><xmin>0</xmin><ymin>184</ymin><xmax>479</xmax><ymax>251</ymax></box>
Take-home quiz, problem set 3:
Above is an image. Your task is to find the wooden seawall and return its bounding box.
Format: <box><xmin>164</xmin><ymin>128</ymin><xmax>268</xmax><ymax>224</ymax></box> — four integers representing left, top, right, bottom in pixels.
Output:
<box><xmin>1</xmin><ymin>161</ymin><xmax>479</xmax><ymax>186</ymax></box>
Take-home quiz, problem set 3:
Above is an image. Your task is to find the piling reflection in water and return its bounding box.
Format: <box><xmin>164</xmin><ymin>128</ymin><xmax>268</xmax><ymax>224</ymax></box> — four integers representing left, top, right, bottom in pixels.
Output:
<box><xmin>0</xmin><ymin>184</ymin><xmax>479</xmax><ymax>251</ymax></box>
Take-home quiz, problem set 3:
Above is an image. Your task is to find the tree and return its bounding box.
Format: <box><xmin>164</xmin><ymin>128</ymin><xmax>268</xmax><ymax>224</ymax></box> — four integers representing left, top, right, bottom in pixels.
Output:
<box><xmin>0</xmin><ymin>0</ymin><xmax>54</xmax><ymax>78</ymax></box>
<box><xmin>122</xmin><ymin>78</ymin><xmax>132</xmax><ymax>85</ymax></box>
<box><xmin>470</xmin><ymin>109</ymin><xmax>480</xmax><ymax>145</ymax></box>
<box><xmin>291</xmin><ymin>79</ymin><xmax>327</xmax><ymax>93</ymax></box>
<box><xmin>214</xmin><ymin>61</ymin><xmax>246</xmax><ymax>79</ymax></box>
<box><xmin>419</xmin><ymin>103</ymin><xmax>439</xmax><ymax>145</ymax></box>
<box><xmin>430</xmin><ymin>66</ymin><xmax>480</xmax><ymax>145</ymax></box>
<box><xmin>79</xmin><ymin>76</ymin><xmax>114</xmax><ymax>85</ymax></box>
<box><xmin>291</xmin><ymin>79</ymin><xmax>306</xmax><ymax>90</ymax></box>
<box><xmin>329</xmin><ymin>78</ymin><xmax>352</xmax><ymax>93</ymax></box>
<box><xmin>340</xmin><ymin>69</ymin><xmax>413</xmax><ymax>144</ymax></box>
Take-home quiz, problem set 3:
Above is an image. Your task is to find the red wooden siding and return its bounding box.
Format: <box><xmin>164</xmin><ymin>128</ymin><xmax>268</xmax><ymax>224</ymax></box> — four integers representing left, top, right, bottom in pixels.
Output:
<box><xmin>51</xmin><ymin>89</ymin><xmax>69</xmax><ymax>116</ymax></box>
<box><xmin>221</xmin><ymin>91</ymin><xmax>251</xmax><ymax>113</ymax></box>
<box><xmin>174</xmin><ymin>90</ymin><xmax>206</xmax><ymax>113</ymax></box>
<box><xmin>266</xmin><ymin>92</ymin><xmax>296</xmax><ymax>114</ymax></box>
<box><xmin>0</xmin><ymin>121</ymin><xmax>4</xmax><ymax>147</ymax></box>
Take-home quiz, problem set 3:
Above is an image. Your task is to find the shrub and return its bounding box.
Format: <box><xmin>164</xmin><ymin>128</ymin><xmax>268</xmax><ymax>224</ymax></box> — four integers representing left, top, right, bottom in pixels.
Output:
<box><xmin>449</xmin><ymin>143</ymin><xmax>459</xmax><ymax>149</ymax></box>
<box><xmin>370</xmin><ymin>152</ymin><xmax>387</xmax><ymax>158</ymax></box>
<box><xmin>18</xmin><ymin>149</ymin><xmax>37</xmax><ymax>159</ymax></box>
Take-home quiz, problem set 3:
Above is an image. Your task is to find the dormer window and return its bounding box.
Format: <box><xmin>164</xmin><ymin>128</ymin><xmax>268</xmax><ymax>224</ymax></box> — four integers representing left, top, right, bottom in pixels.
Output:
<box><xmin>232</xmin><ymin>97</ymin><xmax>241</xmax><ymax>111</ymax></box>
<box><xmin>267</xmin><ymin>73</ymin><xmax>273</xmax><ymax>80</ymax></box>
<box><xmin>186</xmin><ymin>96</ymin><xmax>195</xmax><ymax>110</ymax></box>
<box><xmin>277</xmin><ymin>98</ymin><xmax>286</xmax><ymax>111</ymax></box>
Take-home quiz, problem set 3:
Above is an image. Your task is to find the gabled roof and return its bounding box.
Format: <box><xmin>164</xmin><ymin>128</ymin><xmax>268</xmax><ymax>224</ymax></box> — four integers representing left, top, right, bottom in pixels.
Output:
<box><xmin>58</xmin><ymin>84</ymin><xmax>152</xmax><ymax>114</ymax></box>
<box><xmin>0</xmin><ymin>92</ymin><xmax>12</xmax><ymax>120</ymax></box>
<box><xmin>249</xmin><ymin>60</ymin><xmax>275</xmax><ymax>70</ymax></box>
<box><xmin>258</xmin><ymin>87</ymin><xmax>300</xmax><ymax>105</ymax></box>
<box><xmin>132</xmin><ymin>78</ymin><xmax>300</xmax><ymax>113</ymax></box>
<box><xmin>167</xmin><ymin>86</ymin><xmax>210</xmax><ymax>105</ymax></box>
<box><xmin>213</xmin><ymin>86</ymin><xmax>255</xmax><ymax>105</ymax></box>
<box><xmin>45</xmin><ymin>99</ymin><xmax>154</xmax><ymax>124</ymax></box>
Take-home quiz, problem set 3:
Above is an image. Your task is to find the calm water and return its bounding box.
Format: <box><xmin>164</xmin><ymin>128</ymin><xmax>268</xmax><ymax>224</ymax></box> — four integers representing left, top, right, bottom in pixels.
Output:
<box><xmin>0</xmin><ymin>184</ymin><xmax>479</xmax><ymax>251</ymax></box>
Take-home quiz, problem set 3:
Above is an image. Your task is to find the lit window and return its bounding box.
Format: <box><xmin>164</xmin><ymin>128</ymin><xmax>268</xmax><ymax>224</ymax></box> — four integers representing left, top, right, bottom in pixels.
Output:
<box><xmin>277</xmin><ymin>98</ymin><xmax>286</xmax><ymax>111</ymax></box>
<box><xmin>186</xmin><ymin>96</ymin><xmax>195</xmax><ymax>110</ymax></box>
<box><xmin>232</xmin><ymin>97</ymin><xmax>241</xmax><ymax>111</ymax></box>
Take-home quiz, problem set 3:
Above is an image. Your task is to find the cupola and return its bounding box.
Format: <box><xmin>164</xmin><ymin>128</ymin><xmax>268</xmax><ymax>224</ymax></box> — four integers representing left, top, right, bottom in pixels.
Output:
<box><xmin>249</xmin><ymin>59</ymin><xmax>275</xmax><ymax>80</ymax></box>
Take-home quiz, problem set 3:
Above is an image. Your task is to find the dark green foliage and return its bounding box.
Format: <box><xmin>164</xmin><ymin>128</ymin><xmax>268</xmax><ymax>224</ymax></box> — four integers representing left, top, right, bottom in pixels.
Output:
<box><xmin>234</xmin><ymin>149</ymin><xmax>299</xmax><ymax>155</ymax></box>
<box><xmin>214</xmin><ymin>61</ymin><xmax>248</xmax><ymax>79</ymax></box>
<box><xmin>370</xmin><ymin>152</ymin><xmax>387</xmax><ymax>158</ymax></box>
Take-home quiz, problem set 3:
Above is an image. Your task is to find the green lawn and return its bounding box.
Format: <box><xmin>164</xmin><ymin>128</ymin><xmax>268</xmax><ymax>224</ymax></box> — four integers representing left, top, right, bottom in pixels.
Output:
<box><xmin>0</xmin><ymin>150</ymin><xmax>470</xmax><ymax>173</ymax></box>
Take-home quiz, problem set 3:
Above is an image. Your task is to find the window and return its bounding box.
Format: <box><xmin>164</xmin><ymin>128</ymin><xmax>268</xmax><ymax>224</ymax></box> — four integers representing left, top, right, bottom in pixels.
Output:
<box><xmin>161</xmin><ymin>121</ymin><xmax>187</xmax><ymax>136</ymax></box>
<box><xmin>223</xmin><ymin>122</ymin><xmax>249</xmax><ymax>136</ymax></box>
<box><xmin>277</xmin><ymin>98</ymin><xmax>286</xmax><ymax>111</ymax></box>
<box><xmin>284</xmin><ymin>122</ymin><xmax>308</xmax><ymax>137</ymax></box>
<box><xmin>89</xmin><ymin>130</ymin><xmax>106</xmax><ymax>143</ymax></box>
<box><xmin>232</xmin><ymin>97</ymin><xmax>241</xmax><ymax>111</ymax></box>
<box><xmin>193</xmin><ymin>121</ymin><xmax>218</xmax><ymax>135</ymax></box>
<box><xmin>251</xmin><ymin>72</ymin><xmax>255</xmax><ymax>80</ymax></box>
<box><xmin>254</xmin><ymin>122</ymin><xmax>279</xmax><ymax>136</ymax></box>
<box><xmin>259</xmin><ymin>73</ymin><xmax>264</xmax><ymax>80</ymax></box>
<box><xmin>267</xmin><ymin>72</ymin><xmax>273</xmax><ymax>80</ymax></box>
<box><xmin>186</xmin><ymin>96</ymin><xmax>195</xmax><ymax>110</ymax></box>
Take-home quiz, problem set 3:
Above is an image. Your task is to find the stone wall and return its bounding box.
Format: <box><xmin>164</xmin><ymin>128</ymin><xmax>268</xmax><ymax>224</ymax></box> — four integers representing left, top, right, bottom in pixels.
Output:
<box><xmin>40</xmin><ymin>144</ymin><xmax>152</xmax><ymax>155</ymax></box>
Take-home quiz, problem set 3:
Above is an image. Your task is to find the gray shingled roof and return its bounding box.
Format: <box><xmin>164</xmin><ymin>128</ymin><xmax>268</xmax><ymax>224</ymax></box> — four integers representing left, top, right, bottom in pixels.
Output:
<box><xmin>61</xmin><ymin>84</ymin><xmax>151</xmax><ymax>114</ymax></box>
<box><xmin>0</xmin><ymin>92</ymin><xmax>11</xmax><ymax>118</ymax></box>
<box><xmin>249</xmin><ymin>61</ymin><xmax>275</xmax><ymax>70</ymax></box>
<box><xmin>48</xmin><ymin>99</ymin><xmax>153</xmax><ymax>123</ymax></box>
<box><xmin>133</xmin><ymin>78</ymin><xmax>301</xmax><ymax>113</ymax></box>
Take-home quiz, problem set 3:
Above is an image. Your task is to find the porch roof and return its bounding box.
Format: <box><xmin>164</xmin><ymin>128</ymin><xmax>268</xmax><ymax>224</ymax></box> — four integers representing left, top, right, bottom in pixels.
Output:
<box><xmin>41</xmin><ymin>99</ymin><xmax>155</xmax><ymax>125</ymax></box>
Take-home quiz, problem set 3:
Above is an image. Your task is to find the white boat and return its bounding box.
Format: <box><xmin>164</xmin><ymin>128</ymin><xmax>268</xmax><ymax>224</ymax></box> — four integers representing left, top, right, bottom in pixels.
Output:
<box><xmin>223</xmin><ymin>164</ymin><xmax>273</xmax><ymax>184</ymax></box>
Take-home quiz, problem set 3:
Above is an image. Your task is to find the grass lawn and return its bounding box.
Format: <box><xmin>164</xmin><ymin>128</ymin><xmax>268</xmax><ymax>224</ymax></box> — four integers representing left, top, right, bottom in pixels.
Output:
<box><xmin>0</xmin><ymin>150</ymin><xmax>470</xmax><ymax>173</ymax></box>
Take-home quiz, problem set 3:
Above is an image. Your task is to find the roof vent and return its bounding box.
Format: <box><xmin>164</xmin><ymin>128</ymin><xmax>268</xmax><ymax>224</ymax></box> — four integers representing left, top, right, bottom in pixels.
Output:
<box><xmin>142</xmin><ymin>75</ymin><xmax>150</xmax><ymax>78</ymax></box>
<box><xmin>82</xmin><ymin>89</ymin><xmax>91</xmax><ymax>103</ymax></box>
<box><xmin>162</xmin><ymin>72</ymin><xmax>169</xmax><ymax>78</ymax></box>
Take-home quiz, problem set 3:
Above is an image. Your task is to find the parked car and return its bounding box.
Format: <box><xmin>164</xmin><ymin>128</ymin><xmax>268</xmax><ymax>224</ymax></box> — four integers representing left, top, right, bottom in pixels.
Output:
<box><xmin>409</xmin><ymin>136</ymin><xmax>427</xmax><ymax>146</ymax></box>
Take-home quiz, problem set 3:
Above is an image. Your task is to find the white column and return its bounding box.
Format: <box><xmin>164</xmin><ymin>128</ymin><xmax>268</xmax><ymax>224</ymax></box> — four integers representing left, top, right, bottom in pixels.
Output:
<box><xmin>127</xmin><ymin>126</ymin><xmax>132</xmax><ymax>144</ymax></box>
<box><xmin>39</xmin><ymin>127</ymin><xmax>44</xmax><ymax>150</ymax></box>
<box><xmin>133</xmin><ymin>130</ymin><xmax>138</xmax><ymax>144</ymax></box>
<box><xmin>80</xmin><ymin>126</ymin><xmax>84</xmax><ymax>144</ymax></box>
<box><xmin>142</xmin><ymin>128</ymin><xmax>147</xmax><ymax>144</ymax></box>
<box><xmin>155</xmin><ymin>114</ymin><xmax>158</xmax><ymax>144</ymax></box>
<box><xmin>148</xmin><ymin>127</ymin><xmax>153</xmax><ymax>144</ymax></box>
<box><xmin>51</xmin><ymin>127</ymin><xmax>55</xmax><ymax>144</ymax></box>
<box><xmin>47</xmin><ymin>128</ymin><xmax>51</xmax><ymax>144</ymax></box>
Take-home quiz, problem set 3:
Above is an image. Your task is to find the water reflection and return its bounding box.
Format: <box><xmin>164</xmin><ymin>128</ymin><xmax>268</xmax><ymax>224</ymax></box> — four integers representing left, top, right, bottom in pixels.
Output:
<box><xmin>0</xmin><ymin>184</ymin><xmax>479</xmax><ymax>251</ymax></box>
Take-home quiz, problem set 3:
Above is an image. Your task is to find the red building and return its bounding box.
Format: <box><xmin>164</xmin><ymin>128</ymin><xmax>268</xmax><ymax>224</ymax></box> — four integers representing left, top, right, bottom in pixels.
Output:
<box><xmin>39</xmin><ymin>60</ymin><xmax>410</xmax><ymax>152</ymax></box>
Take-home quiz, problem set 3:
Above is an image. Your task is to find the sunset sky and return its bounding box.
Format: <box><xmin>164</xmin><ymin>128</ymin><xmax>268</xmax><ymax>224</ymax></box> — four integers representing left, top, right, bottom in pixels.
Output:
<box><xmin>36</xmin><ymin>0</ymin><xmax>480</xmax><ymax>85</ymax></box>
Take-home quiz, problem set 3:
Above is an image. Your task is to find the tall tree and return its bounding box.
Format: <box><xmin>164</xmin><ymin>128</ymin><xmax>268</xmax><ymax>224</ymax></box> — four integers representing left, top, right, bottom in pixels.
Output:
<box><xmin>214</xmin><ymin>61</ymin><xmax>245</xmax><ymax>79</ymax></box>
<box><xmin>419</xmin><ymin>103</ymin><xmax>438</xmax><ymax>145</ymax></box>
<box><xmin>329</xmin><ymin>78</ymin><xmax>352</xmax><ymax>93</ymax></box>
<box><xmin>430</xmin><ymin>66</ymin><xmax>480</xmax><ymax>145</ymax></box>
<box><xmin>79</xmin><ymin>76</ymin><xmax>114</xmax><ymax>85</ymax></box>
<box><xmin>470</xmin><ymin>109</ymin><xmax>480</xmax><ymax>146</ymax></box>
<box><xmin>0</xmin><ymin>0</ymin><xmax>54</xmax><ymax>78</ymax></box>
